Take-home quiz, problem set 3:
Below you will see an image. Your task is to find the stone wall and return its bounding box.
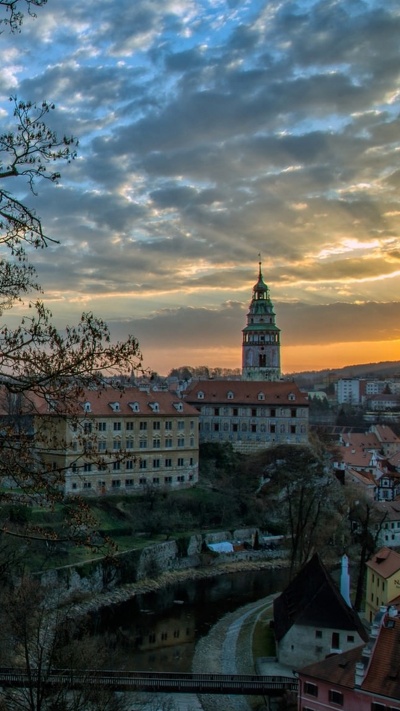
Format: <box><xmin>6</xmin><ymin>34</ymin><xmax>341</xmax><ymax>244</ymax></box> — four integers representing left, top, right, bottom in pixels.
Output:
<box><xmin>36</xmin><ymin>528</ymin><xmax>279</xmax><ymax>603</ymax></box>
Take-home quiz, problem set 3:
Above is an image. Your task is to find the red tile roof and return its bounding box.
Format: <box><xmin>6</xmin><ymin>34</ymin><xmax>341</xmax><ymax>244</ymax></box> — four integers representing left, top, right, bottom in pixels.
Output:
<box><xmin>300</xmin><ymin>614</ymin><xmax>400</xmax><ymax>702</ymax></box>
<box><xmin>366</xmin><ymin>547</ymin><xmax>400</xmax><ymax>579</ymax></box>
<box><xmin>185</xmin><ymin>379</ymin><xmax>308</xmax><ymax>405</ymax></box>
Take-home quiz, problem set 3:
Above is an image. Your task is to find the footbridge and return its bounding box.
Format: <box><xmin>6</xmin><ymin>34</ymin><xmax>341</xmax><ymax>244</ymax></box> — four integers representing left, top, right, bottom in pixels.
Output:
<box><xmin>0</xmin><ymin>668</ymin><xmax>298</xmax><ymax>697</ymax></box>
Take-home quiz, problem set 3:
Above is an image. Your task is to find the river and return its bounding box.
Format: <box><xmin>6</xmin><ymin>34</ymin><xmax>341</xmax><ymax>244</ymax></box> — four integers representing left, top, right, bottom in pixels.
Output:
<box><xmin>90</xmin><ymin>567</ymin><xmax>290</xmax><ymax>673</ymax></box>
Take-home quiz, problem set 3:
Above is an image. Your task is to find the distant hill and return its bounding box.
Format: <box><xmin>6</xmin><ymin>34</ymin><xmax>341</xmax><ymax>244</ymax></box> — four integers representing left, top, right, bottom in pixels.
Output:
<box><xmin>285</xmin><ymin>361</ymin><xmax>400</xmax><ymax>389</ymax></box>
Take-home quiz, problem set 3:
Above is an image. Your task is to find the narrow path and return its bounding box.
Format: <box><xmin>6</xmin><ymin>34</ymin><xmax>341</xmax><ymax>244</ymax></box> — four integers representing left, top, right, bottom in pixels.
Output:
<box><xmin>193</xmin><ymin>594</ymin><xmax>277</xmax><ymax>711</ymax></box>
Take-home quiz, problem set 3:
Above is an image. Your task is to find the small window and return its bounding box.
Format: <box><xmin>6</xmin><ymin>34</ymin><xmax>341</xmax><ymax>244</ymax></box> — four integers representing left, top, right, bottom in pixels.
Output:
<box><xmin>197</xmin><ymin>391</ymin><xmax>204</xmax><ymax>399</ymax></box>
<box><xmin>126</xmin><ymin>421</ymin><xmax>134</xmax><ymax>430</ymax></box>
<box><xmin>304</xmin><ymin>682</ymin><xmax>318</xmax><ymax>697</ymax></box>
<box><xmin>315</xmin><ymin>630</ymin><xmax>322</xmax><ymax>639</ymax></box>
<box><xmin>328</xmin><ymin>690</ymin><xmax>343</xmax><ymax>706</ymax></box>
<box><xmin>347</xmin><ymin>635</ymin><xmax>354</xmax><ymax>643</ymax></box>
<box><xmin>113</xmin><ymin>422</ymin><xmax>121</xmax><ymax>431</ymax></box>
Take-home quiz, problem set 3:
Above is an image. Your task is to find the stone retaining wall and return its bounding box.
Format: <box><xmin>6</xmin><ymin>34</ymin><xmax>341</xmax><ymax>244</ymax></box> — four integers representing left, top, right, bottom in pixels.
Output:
<box><xmin>36</xmin><ymin>528</ymin><xmax>283</xmax><ymax>605</ymax></box>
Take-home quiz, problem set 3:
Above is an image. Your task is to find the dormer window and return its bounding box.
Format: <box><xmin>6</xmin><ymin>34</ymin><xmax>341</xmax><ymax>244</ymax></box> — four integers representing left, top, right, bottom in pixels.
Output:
<box><xmin>227</xmin><ymin>391</ymin><xmax>234</xmax><ymax>399</ymax></box>
<box><xmin>197</xmin><ymin>391</ymin><xmax>204</xmax><ymax>400</ymax></box>
<box><xmin>109</xmin><ymin>402</ymin><xmax>120</xmax><ymax>412</ymax></box>
<box><xmin>288</xmin><ymin>393</ymin><xmax>296</xmax><ymax>401</ymax></box>
<box><xmin>173</xmin><ymin>402</ymin><xmax>183</xmax><ymax>412</ymax></box>
<box><xmin>258</xmin><ymin>392</ymin><xmax>265</xmax><ymax>401</ymax></box>
<box><xmin>83</xmin><ymin>401</ymin><xmax>91</xmax><ymax>413</ymax></box>
<box><xmin>129</xmin><ymin>402</ymin><xmax>140</xmax><ymax>412</ymax></box>
<box><xmin>149</xmin><ymin>402</ymin><xmax>159</xmax><ymax>412</ymax></box>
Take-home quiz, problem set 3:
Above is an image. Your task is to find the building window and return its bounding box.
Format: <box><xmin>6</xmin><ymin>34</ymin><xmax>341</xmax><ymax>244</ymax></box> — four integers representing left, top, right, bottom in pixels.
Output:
<box><xmin>153</xmin><ymin>421</ymin><xmax>160</xmax><ymax>430</ymax></box>
<box><xmin>304</xmin><ymin>682</ymin><xmax>318</xmax><ymax>697</ymax></box>
<box><xmin>233</xmin><ymin>408</ymin><xmax>238</xmax><ymax>416</ymax></box>
<box><xmin>165</xmin><ymin>458</ymin><xmax>172</xmax><ymax>467</ymax></box>
<box><xmin>232</xmin><ymin>423</ymin><xmax>238</xmax><ymax>432</ymax></box>
<box><xmin>152</xmin><ymin>477</ymin><xmax>159</xmax><ymax>485</ymax></box>
<box><xmin>165</xmin><ymin>421</ymin><xmax>172</xmax><ymax>430</ymax></box>
<box><xmin>84</xmin><ymin>422</ymin><xmax>92</xmax><ymax>434</ymax></box>
<box><xmin>113</xmin><ymin>422</ymin><xmax>121</xmax><ymax>431</ymax></box>
<box><xmin>126</xmin><ymin>439</ymin><xmax>134</xmax><ymax>449</ymax></box>
<box><xmin>291</xmin><ymin>425</ymin><xmax>296</xmax><ymax>434</ymax></box>
<box><xmin>113</xmin><ymin>440</ymin><xmax>121</xmax><ymax>450</ymax></box>
<box><xmin>126</xmin><ymin>421</ymin><xmax>134</xmax><ymax>430</ymax></box>
<box><xmin>98</xmin><ymin>422</ymin><xmax>107</xmax><ymax>432</ymax></box>
<box><xmin>83</xmin><ymin>481</ymin><xmax>92</xmax><ymax>489</ymax></box>
<box><xmin>126</xmin><ymin>460</ymin><xmax>134</xmax><ymax>470</ymax></box>
<box><xmin>214</xmin><ymin>407</ymin><xmax>220</xmax><ymax>415</ymax></box>
<box><xmin>139</xmin><ymin>422</ymin><xmax>147</xmax><ymax>431</ymax></box>
<box><xmin>251</xmin><ymin>424</ymin><xmax>257</xmax><ymax>433</ymax></box>
<box><xmin>84</xmin><ymin>463</ymin><xmax>92</xmax><ymax>472</ymax></box>
<box><xmin>139</xmin><ymin>477</ymin><xmax>146</xmax><ymax>485</ymax></box>
<box><xmin>113</xmin><ymin>461</ymin><xmax>121</xmax><ymax>471</ymax></box>
<box><xmin>315</xmin><ymin>630</ymin><xmax>322</xmax><ymax>639</ymax></box>
<box><xmin>177</xmin><ymin>475</ymin><xmax>185</xmax><ymax>483</ymax></box>
<box><xmin>214</xmin><ymin>423</ymin><xmax>219</xmax><ymax>432</ymax></box>
<box><xmin>112</xmin><ymin>479</ymin><xmax>121</xmax><ymax>488</ymax></box>
<box><xmin>347</xmin><ymin>635</ymin><xmax>354</xmax><ymax>642</ymax></box>
<box><xmin>139</xmin><ymin>460</ymin><xmax>147</xmax><ymax>469</ymax></box>
<box><xmin>153</xmin><ymin>459</ymin><xmax>160</xmax><ymax>468</ymax></box>
<box><xmin>139</xmin><ymin>440</ymin><xmax>147</xmax><ymax>449</ymax></box>
<box><xmin>328</xmin><ymin>690</ymin><xmax>343</xmax><ymax>706</ymax></box>
<box><xmin>270</xmin><ymin>408</ymin><xmax>276</xmax><ymax>417</ymax></box>
<box><xmin>153</xmin><ymin>439</ymin><xmax>161</xmax><ymax>448</ymax></box>
<box><xmin>164</xmin><ymin>476</ymin><xmax>172</xmax><ymax>484</ymax></box>
<box><xmin>178</xmin><ymin>437</ymin><xmax>185</xmax><ymax>446</ymax></box>
<box><xmin>165</xmin><ymin>438</ymin><xmax>173</xmax><ymax>448</ymax></box>
<box><xmin>98</xmin><ymin>441</ymin><xmax>106</xmax><ymax>452</ymax></box>
<box><xmin>331</xmin><ymin>632</ymin><xmax>340</xmax><ymax>649</ymax></box>
<box><xmin>178</xmin><ymin>421</ymin><xmax>185</xmax><ymax>430</ymax></box>
<box><xmin>125</xmin><ymin>479</ymin><xmax>134</xmax><ymax>487</ymax></box>
<box><xmin>177</xmin><ymin>458</ymin><xmax>184</xmax><ymax>467</ymax></box>
<box><xmin>270</xmin><ymin>424</ymin><xmax>276</xmax><ymax>433</ymax></box>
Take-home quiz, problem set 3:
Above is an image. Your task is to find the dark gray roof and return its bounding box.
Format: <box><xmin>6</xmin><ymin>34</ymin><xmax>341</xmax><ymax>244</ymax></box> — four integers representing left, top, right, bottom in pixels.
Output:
<box><xmin>273</xmin><ymin>553</ymin><xmax>368</xmax><ymax>643</ymax></box>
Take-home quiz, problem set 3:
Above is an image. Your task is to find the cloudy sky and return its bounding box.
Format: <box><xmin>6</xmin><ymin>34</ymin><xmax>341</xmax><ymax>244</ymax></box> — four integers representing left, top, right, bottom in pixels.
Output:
<box><xmin>1</xmin><ymin>0</ymin><xmax>399</xmax><ymax>375</ymax></box>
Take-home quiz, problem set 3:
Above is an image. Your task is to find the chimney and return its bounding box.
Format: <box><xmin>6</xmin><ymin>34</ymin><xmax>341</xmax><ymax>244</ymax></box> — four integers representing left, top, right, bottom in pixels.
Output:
<box><xmin>340</xmin><ymin>554</ymin><xmax>351</xmax><ymax>606</ymax></box>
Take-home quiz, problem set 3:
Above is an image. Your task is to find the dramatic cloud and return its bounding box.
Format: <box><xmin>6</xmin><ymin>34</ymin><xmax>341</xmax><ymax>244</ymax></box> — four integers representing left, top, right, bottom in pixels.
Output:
<box><xmin>0</xmin><ymin>0</ymin><xmax>399</xmax><ymax>373</ymax></box>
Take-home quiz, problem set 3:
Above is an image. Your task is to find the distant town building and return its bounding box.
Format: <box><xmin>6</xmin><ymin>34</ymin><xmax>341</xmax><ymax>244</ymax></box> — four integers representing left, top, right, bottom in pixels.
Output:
<box><xmin>184</xmin><ymin>379</ymin><xmax>309</xmax><ymax>454</ymax></box>
<box><xmin>241</xmin><ymin>261</ymin><xmax>281</xmax><ymax>381</ymax></box>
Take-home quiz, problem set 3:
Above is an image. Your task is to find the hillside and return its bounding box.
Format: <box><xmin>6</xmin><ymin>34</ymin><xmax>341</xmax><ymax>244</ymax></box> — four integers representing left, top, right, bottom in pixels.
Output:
<box><xmin>286</xmin><ymin>361</ymin><xmax>400</xmax><ymax>388</ymax></box>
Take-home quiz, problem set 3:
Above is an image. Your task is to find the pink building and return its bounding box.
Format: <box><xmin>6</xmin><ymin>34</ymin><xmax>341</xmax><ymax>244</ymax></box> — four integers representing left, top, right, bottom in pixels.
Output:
<box><xmin>298</xmin><ymin>608</ymin><xmax>400</xmax><ymax>710</ymax></box>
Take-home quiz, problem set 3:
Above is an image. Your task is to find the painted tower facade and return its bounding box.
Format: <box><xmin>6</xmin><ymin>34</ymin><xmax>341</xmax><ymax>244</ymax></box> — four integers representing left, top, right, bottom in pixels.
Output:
<box><xmin>242</xmin><ymin>262</ymin><xmax>281</xmax><ymax>381</ymax></box>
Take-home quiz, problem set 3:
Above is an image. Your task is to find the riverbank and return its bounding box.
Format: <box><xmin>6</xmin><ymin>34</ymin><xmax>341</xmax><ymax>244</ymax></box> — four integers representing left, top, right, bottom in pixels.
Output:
<box><xmin>69</xmin><ymin>557</ymin><xmax>288</xmax><ymax>618</ymax></box>
<box><xmin>192</xmin><ymin>593</ymin><xmax>278</xmax><ymax>711</ymax></box>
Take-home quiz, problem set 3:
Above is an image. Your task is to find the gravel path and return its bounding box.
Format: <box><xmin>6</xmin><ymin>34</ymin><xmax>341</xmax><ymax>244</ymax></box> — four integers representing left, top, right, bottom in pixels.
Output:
<box><xmin>191</xmin><ymin>594</ymin><xmax>276</xmax><ymax>711</ymax></box>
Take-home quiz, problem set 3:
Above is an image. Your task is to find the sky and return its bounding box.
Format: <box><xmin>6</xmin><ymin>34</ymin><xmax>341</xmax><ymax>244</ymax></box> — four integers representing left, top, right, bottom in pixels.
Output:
<box><xmin>0</xmin><ymin>0</ymin><xmax>399</xmax><ymax>376</ymax></box>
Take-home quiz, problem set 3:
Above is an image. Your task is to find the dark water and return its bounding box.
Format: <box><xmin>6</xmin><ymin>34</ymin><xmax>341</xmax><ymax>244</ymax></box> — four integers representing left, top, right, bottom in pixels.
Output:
<box><xmin>91</xmin><ymin>568</ymin><xmax>290</xmax><ymax>673</ymax></box>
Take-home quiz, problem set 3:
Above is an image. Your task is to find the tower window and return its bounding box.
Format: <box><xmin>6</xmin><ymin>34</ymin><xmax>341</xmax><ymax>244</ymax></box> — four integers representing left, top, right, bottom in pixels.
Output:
<box><xmin>259</xmin><ymin>354</ymin><xmax>266</xmax><ymax>367</ymax></box>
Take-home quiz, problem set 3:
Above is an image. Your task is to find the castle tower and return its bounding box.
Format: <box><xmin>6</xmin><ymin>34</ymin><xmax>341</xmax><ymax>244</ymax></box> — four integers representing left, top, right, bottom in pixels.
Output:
<box><xmin>242</xmin><ymin>261</ymin><xmax>281</xmax><ymax>381</ymax></box>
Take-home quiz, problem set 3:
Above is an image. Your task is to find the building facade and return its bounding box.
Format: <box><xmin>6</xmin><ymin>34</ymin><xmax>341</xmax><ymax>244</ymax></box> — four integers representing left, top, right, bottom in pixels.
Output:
<box><xmin>365</xmin><ymin>547</ymin><xmax>400</xmax><ymax>622</ymax></box>
<box><xmin>35</xmin><ymin>386</ymin><xmax>199</xmax><ymax>496</ymax></box>
<box><xmin>184</xmin><ymin>380</ymin><xmax>309</xmax><ymax>454</ymax></box>
<box><xmin>241</xmin><ymin>261</ymin><xmax>281</xmax><ymax>381</ymax></box>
